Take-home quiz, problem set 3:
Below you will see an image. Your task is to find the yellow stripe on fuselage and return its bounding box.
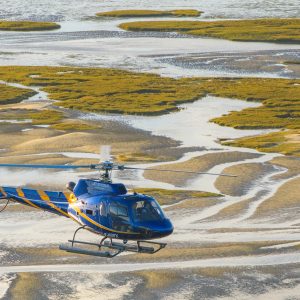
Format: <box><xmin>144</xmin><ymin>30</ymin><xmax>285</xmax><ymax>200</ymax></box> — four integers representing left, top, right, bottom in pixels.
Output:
<box><xmin>0</xmin><ymin>187</ymin><xmax>7</xmax><ymax>197</ymax></box>
<box><xmin>37</xmin><ymin>190</ymin><xmax>69</xmax><ymax>218</ymax></box>
<box><xmin>16</xmin><ymin>188</ymin><xmax>41</xmax><ymax>210</ymax></box>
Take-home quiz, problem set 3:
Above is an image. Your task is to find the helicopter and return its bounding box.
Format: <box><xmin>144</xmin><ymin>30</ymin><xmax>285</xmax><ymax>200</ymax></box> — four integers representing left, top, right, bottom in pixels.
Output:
<box><xmin>0</xmin><ymin>147</ymin><xmax>236</xmax><ymax>258</ymax></box>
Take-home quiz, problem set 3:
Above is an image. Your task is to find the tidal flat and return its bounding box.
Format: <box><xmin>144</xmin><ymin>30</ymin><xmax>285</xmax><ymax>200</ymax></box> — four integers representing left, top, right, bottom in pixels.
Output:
<box><xmin>0</xmin><ymin>1</ymin><xmax>300</xmax><ymax>299</ymax></box>
<box><xmin>0</xmin><ymin>66</ymin><xmax>299</xmax><ymax>156</ymax></box>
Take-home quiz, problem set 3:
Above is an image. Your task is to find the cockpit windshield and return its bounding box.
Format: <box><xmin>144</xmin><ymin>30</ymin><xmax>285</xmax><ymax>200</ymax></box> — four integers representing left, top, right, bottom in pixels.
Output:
<box><xmin>132</xmin><ymin>198</ymin><xmax>165</xmax><ymax>223</ymax></box>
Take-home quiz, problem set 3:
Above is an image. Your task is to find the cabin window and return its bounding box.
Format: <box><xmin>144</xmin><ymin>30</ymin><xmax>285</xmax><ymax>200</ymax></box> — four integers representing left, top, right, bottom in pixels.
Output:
<box><xmin>118</xmin><ymin>206</ymin><xmax>128</xmax><ymax>217</ymax></box>
<box><xmin>110</xmin><ymin>203</ymin><xmax>128</xmax><ymax>219</ymax></box>
<box><xmin>109</xmin><ymin>202</ymin><xmax>130</xmax><ymax>231</ymax></box>
<box><xmin>86</xmin><ymin>209</ymin><xmax>93</xmax><ymax>215</ymax></box>
<box><xmin>109</xmin><ymin>204</ymin><xmax>118</xmax><ymax>216</ymax></box>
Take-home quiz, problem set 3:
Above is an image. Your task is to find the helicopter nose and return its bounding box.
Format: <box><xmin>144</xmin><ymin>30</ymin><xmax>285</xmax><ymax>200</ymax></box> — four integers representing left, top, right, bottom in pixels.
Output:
<box><xmin>148</xmin><ymin>219</ymin><xmax>174</xmax><ymax>238</ymax></box>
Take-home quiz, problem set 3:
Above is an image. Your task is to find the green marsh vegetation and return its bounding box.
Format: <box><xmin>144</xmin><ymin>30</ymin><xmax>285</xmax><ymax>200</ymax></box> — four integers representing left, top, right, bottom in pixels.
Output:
<box><xmin>50</xmin><ymin>122</ymin><xmax>99</xmax><ymax>131</ymax></box>
<box><xmin>28</xmin><ymin>110</ymin><xmax>64</xmax><ymax>125</ymax></box>
<box><xmin>223</xmin><ymin>130</ymin><xmax>300</xmax><ymax>156</ymax></box>
<box><xmin>135</xmin><ymin>188</ymin><xmax>220</xmax><ymax>205</ymax></box>
<box><xmin>0</xmin><ymin>66</ymin><xmax>299</xmax><ymax>155</ymax></box>
<box><xmin>0</xmin><ymin>107</ymin><xmax>97</xmax><ymax>131</ymax></box>
<box><xmin>284</xmin><ymin>61</ymin><xmax>300</xmax><ymax>65</ymax></box>
<box><xmin>119</xmin><ymin>18</ymin><xmax>300</xmax><ymax>43</ymax></box>
<box><xmin>0</xmin><ymin>84</ymin><xmax>36</xmax><ymax>104</ymax></box>
<box><xmin>0</xmin><ymin>66</ymin><xmax>207</xmax><ymax>115</ymax></box>
<box><xmin>117</xmin><ymin>152</ymin><xmax>159</xmax><ymax>163</ymax></box>
<box><xmin>96</xmin><ymin>9</ymin><xmax>202</xmax><ymax>18</ymax></box>
<box><xmin>0</xmin><ymin>20</ymin><xmax>60</xmax><ymax>31</ymax></box>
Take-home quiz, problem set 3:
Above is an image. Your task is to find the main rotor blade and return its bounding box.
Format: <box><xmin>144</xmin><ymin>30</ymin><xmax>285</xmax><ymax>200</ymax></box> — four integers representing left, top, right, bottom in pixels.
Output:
<box><xmin>0</xmin><ymin>163</ymin><xmax>98</xmax><ymax>170</ymax></box>
<box><xmin>121</xmin><ymin>166</ymin><xmax>237</xmax><ymax>177</ymax></box>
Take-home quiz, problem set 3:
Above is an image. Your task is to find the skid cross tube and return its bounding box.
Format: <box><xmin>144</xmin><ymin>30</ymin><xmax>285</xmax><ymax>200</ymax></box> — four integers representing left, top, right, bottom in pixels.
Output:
<box><xmin>71</xmin><ymin>225</ymin><xmax>87</xmax><ymax>247</ymax></box>
<box><xmin>0</xmin><ymin>198</ymin><xmax>10</xmax><ymax>213</ymax></box>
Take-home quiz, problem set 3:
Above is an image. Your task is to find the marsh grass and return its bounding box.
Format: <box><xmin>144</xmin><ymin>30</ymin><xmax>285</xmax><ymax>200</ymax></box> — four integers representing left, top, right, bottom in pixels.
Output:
<box><xmin>224</xmin><ymin>130</ymin><xmax>300</xmax><ymax>157</ymax></box>
<box><xmin>96</xmin><ymin>9</ymin><xmax>202</xmax><ymax>18</ymax></box>
<box><xmin>0</xmin><ymin>20</ymin><xmax>60</xmax><ymax>31</ymax></box>
<box><xmin>284</xmin><ymin>61</ymin><xmax>300</xmax><ymax>65</ymax></box>
<box><xmin>0</xmin><ymin>84</ymin><xmax>36</xmax><ymax>104</ymax></box>
<box><xmin>28</xmin><ymin>110</ymin><xmax>64</xmax><ymax>125</ymax></box>
<box><xmin>0</xmin><ymin>107</ymin><xmax>98</xmax><ymax>131</ymax></box>
<box><xmin>120</xmin><ymin>18</ymin><xmax>300</xmax><ymax>43</ymax></box>
<box><xmin>117</xmin><ymin>152</ymin><xmax>159</xmax><ymax>163</ymax></box>
<box><xmin>0</xmin><ymin>66</ymin><xmax>206</xmax><ymax>115</ymax></box>
<box><xmin>135</xmin><ymin>188</ymin><xmax>220</xmax><ymax>205</ymax></box>
<box><xmin>50</xmin><ymin>121</ymin><xmax>99</xmax><ymax>131</ymax></box>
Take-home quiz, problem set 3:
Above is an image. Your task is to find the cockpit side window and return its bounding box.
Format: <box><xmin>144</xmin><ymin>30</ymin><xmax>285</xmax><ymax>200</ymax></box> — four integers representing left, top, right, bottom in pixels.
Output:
<box><xmin>109</xmin><ymin>204</ymin><xmax>118</xmax><ymax>216</ymax></box>
<box><xmin>109</xmin><ymin>203</ymin><xmax>129</xmax><ymax>219</ymax></box>
<box><xmin>118</xmin><ymin>205</ymin><xmax>128</xmax><ymax>218</ymax></box>
<box><xmin>109</xmin><ymin>202</ymin><xmax>130</xmax><ymax>231</ymax></box>
<box><xmin>132</xmin><ymin>199</ymin><xmax>164</xmax><ymax>222</ymax></box>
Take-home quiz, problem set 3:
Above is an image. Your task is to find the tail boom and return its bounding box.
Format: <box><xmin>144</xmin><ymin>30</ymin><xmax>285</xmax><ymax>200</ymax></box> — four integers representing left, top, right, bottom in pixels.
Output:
<box><xmin>0</xmin><ymin>186</ymin><xmax>70</xmax><ymax>217</ymax></box>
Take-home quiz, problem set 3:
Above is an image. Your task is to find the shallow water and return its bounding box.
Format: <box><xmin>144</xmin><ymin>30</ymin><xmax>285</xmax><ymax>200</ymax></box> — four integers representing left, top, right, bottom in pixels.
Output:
<box><xmin>81</xmin><ymin>95</ymin><xmax>272</xmax><ymax>148</ymax></box>
<box><xmin>0</xmin><ymin>1</ymin><xmax>299</xmax><ymax>79</ymax></box>
<box><xmin>2</xmin><ymin>0</ymin><xmax>300</xmax><ymax>22</ymax></box>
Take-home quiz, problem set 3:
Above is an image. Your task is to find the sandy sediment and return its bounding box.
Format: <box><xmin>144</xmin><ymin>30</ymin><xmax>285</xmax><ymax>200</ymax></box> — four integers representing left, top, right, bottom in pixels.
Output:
<box><xmin>250</xmin><ymin>176</ymin><xmax>300</xmax><ymax>222</ymax></box>
<box><xmin>202</xmin><ymin>198</ymin><xmax>253</xmax><ymax>222</ymax></box>
<box><xmin>144</xmin><ymin>151</ymin><xmax>261</xmax><ymax>187</ymax></box>
<box><xmin>165</xmin><ymin>197</ymin><xmax>222</xmax><ymax>211</ymax></box>
<box><xmin>0</xmin><ymin>119</ymin><xmax>182</xmax><ymax>163</ymax></box>
<box><xmin>214</xmin><ymin>162</ymin><xmax>276</xmax><ymax>197</ymax></box>
<box><xmin>270</xmin><ymin>156</ymin><xmax>300</xmax><ymax>180</ymax></box>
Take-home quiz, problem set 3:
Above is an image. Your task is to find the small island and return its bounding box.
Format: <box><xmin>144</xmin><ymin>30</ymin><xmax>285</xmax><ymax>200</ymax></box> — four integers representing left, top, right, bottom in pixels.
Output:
<box><xmin>119</xmin><ymin>18</ymin><xmax>300</xmax><ymax>43</ymax></box>
<box><xmin>0</xmin><ymin>20</ymin><xmax>60</xmax><ymax>31</ymax></box>
<box><xmin>96</xmin><ymin>9</ymin><xmax>202</xmax><ymax>18</ymax></box>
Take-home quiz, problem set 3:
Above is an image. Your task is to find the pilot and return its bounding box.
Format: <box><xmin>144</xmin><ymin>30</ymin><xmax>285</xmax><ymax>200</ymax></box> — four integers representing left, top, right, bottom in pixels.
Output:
<box><xmin>66</xmin><ymin>181</ymin><xmax>76</xmax><ymax>192</ymax></box>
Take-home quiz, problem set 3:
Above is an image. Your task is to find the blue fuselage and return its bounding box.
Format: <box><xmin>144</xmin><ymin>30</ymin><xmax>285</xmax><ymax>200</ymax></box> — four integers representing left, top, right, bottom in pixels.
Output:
<box><xmin>0</xmin><ymin>180</ymin><xmax>174</xmax><ymax>242</ymax></box>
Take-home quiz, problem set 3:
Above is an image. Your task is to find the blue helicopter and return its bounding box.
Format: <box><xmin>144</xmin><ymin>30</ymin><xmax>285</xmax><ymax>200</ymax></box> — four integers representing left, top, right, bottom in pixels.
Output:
<box><xmin>0</xmin><ymin>148</ymin><xmax>235</xmax><ymax>258</ymax></box>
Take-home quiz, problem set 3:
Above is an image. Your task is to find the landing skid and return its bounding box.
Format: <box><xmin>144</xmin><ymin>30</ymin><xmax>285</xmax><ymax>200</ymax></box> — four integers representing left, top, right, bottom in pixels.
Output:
<box><xmin>0</xmin><ymin>198</ymin><xmax>10</xmax><ymax>213</ymax></box>
<box><xmin>59</xmin><ymin>226</ymin><xmax>167</xmax><ymax>258</ymax></box>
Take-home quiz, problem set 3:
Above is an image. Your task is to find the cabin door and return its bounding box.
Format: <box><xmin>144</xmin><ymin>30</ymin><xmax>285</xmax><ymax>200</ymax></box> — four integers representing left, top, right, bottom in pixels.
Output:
<box><xmin>98</xmin><ymin>200</ymin><xmax>109</xmax><ymax>227</ymax></box>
